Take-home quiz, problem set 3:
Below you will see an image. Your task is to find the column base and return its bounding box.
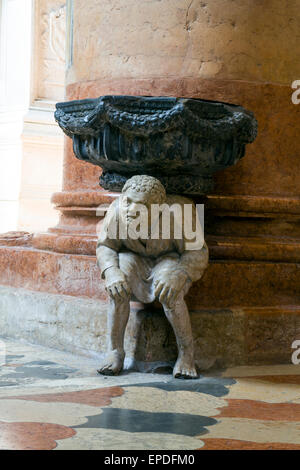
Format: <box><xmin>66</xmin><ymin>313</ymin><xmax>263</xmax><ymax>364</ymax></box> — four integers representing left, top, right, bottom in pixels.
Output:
<box><xmin>0</xmin><ymin>284</ymin><xmax>299</xmax><ymax>370</ymax></box>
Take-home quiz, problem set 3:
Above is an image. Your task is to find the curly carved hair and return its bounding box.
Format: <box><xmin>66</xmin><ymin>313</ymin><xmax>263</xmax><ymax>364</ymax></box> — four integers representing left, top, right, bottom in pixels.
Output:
<box><xmin>122</xmin><ymin>175</ymin><xmax>166</xmax><ymax>203</ymax></box>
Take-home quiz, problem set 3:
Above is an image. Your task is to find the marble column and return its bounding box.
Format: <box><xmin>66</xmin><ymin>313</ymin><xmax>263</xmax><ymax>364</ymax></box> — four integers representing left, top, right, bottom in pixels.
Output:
<box><xmin>35</xmin><ymin>0</ymin><xmax>300</xmax><ymax>257</ymax></box>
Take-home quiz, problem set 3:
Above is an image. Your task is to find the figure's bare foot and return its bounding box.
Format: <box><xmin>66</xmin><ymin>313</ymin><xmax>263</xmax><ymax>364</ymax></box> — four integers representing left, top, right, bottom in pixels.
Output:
<box><xmin>173</xmin><ymin>352</ymin><xmax>198</xmax><ymax>379</ymax></box>
<box><xmin>97</xmin><ymin>350</ymin><xmax>125</xmax><ymax>376</ymax></box>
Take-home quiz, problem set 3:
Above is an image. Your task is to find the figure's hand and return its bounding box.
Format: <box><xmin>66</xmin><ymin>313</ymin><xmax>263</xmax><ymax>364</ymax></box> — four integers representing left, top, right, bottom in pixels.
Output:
<box><xmin>104</xmin><ymin>267</ymin><xmax>130</xmax><ymax>300</ymax></box>
<box><xmin>154</xmin><ymin>270</ymin><xmax>190</xmax><ymax>306</ymax></box>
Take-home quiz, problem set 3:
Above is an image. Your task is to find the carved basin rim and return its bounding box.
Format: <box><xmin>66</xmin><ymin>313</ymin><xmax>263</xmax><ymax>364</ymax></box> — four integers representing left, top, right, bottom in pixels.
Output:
<box><xmin>55</xmin><ymin>95</ymin><xmax>257</xmax><ymax>195</ymax></box>
<box><xmin>55</xmin><ymin>95</ymin><xmax>257</xmax><ymax>143</ymax></box>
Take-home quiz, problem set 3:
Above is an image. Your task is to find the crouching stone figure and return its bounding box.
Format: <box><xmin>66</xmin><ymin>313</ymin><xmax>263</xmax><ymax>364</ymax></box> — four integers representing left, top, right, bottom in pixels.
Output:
<box><xmin>96</xmin><ymin>175</ymin><xmax>208</xmax><ymax>379</ymax></box>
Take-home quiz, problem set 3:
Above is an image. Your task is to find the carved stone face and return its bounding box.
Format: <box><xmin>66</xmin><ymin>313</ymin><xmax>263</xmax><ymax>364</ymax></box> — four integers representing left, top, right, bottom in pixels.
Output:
<box><xmin>120</xmin><ymin>189</ymin><xmax>162</xmax><ymax>238</ymax></box>
<box><xmin>123</xmin><ymin>190</ymin><xmax>150</xmax><ymax>217</ymax></box>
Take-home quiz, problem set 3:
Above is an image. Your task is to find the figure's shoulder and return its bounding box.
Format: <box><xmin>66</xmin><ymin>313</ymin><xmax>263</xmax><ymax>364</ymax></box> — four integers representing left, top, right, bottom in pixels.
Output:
<box><xmin>105</xmin><ymin>197</ymin><xmax>120</xmax><ymax>213</ymax></box>
<box><xmin>110</xmin><ymin>197</ymin><xmax>121</xmax><ymax>207</ymax></box>
<box><xmin>101</xmin><ymin>198</ymin><xmax>121</xmax><ymax>224</ymax></box>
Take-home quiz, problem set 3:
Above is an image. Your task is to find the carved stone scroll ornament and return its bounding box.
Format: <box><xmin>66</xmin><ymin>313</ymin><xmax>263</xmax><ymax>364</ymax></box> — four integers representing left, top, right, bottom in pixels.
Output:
<box><xmin>49</xmin><ymin>5</ymin><xmax>66</xmax><ymax>63</ymax></box>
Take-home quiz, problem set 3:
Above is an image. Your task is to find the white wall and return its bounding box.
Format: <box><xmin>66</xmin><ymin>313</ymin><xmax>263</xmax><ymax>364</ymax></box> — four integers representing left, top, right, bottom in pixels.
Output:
<box><xmin>0</xmin><ymin>0</ymin><xmax>32</xmax><ymax>233</ymax></box>
<box><xmin>0</xmin><ymin>0</ymin><xmax>65</xmax><ymax>234</ymax></box>
<box><xmin>18</xmin><ymin>0</ymin><xmax>66</xmax><ymax>233</ymax></box>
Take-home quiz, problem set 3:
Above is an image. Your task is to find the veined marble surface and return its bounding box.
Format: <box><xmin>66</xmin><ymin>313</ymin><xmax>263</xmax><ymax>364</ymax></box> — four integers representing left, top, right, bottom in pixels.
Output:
<box><xmin>0</xmin><ymin>336</ymin><xmax>300</xmax><ymax>450</ymax></box>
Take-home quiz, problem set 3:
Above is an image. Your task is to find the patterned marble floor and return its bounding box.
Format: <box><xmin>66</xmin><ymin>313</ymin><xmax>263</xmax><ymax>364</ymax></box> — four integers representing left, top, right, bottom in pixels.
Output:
<box><xmin>0</xmin><ymin>336</ymin><xmax>300</xmax><ymax>450</ymax></box>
